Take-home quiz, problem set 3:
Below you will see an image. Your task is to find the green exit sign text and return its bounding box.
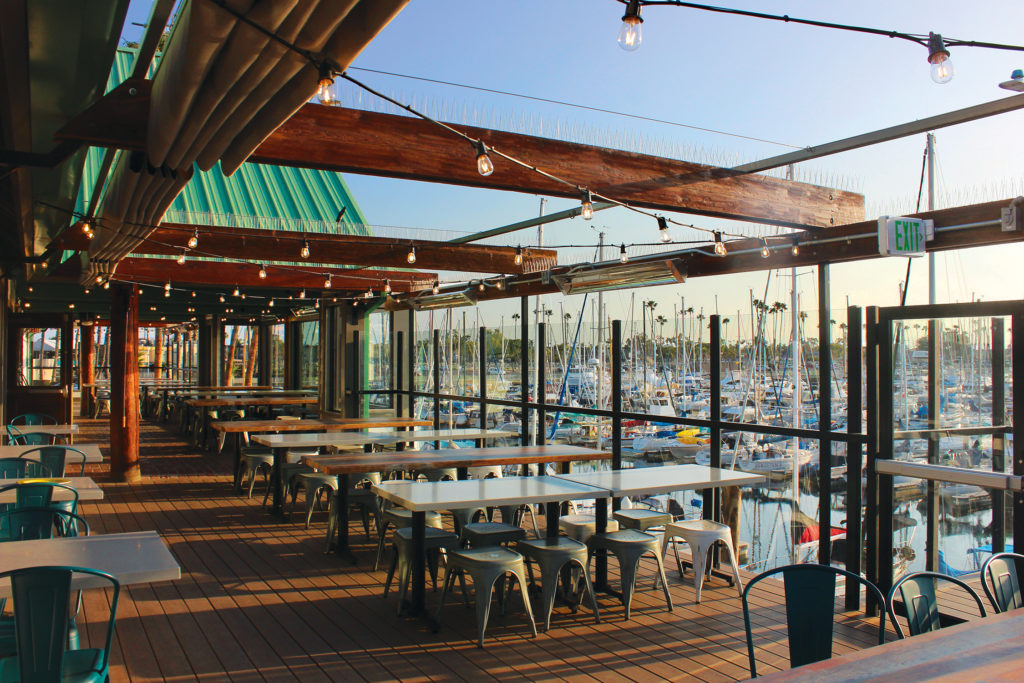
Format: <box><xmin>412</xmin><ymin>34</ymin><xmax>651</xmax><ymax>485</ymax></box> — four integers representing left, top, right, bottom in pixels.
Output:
<box><xmin>877</xmin><ymin>216</ymin><xmax>935</xmax><ymax>257</ymax></box>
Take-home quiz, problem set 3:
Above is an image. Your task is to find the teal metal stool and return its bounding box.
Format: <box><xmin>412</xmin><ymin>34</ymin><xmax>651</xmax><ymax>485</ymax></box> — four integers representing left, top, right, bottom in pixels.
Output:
<box><xmin>587</xmin><ymin>530</ymin><xmax>672</xmax><ymax>620</ymax></box>
<box><xmin>384</xmin><ymin>527</ymin><xmax>461</xmax><ymax>615</ymax></box>
<box><xmin>517</xmin><ymin>536</ymin><xmax>600</xmax><ymax>631</ymax></box>
<box><xmin>436</xmin><ymin>547</ymin><xmax>537</xmax><ymax>648</ymax></box>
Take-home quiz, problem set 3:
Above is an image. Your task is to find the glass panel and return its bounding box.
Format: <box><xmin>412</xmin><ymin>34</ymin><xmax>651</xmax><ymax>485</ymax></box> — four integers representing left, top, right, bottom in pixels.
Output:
<box><xmin>222</xmin><ymin>325</ymin><xmax>260</xmax><ymax>385</ymax></box>
<box><xmin>367</xmin><ymin>312</ymin><xmax>392</xmax><ymax>408</ymax></box>
<box><xmin>18</xmin><ymin>328</ymin><xmax>62</xmax><ymax>386</ymax></box>
<box><xmin>269</xmin><ymin>324</ymin><xmax>286</xmax><ymax>388</ymax></box>
<box><xmin>298</xmin><ymin>320</ymin><xmax>319</xmax><ymax>390</ymax></box>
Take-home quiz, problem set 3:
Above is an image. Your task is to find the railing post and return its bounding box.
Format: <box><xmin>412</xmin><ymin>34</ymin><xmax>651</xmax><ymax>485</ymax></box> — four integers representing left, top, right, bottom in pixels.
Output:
<box><xmin>706</xmin><ymin>315</ymin><xmax>721</xmax><ymax>521</ymax></box>
<box><xmin>864</xmin><ymin>306</ymin><xmax>880</xmax><ymax>615</ymax></box>
<box><xmin>479</xmin><ymin>327</ymin><xmax>488</xmax><ymax>445</ymax></box>
<box><xmin>991</xmin><ymin>319</ymin><xmax>1005</xmax><ymax>553</ymax></box>
<box><xmin>395</xmin><ymin>330</ymin><xmax>404</xmax><ymax>418</ymax></box>
<box><xmin>432</xmin><ymin>329</ymin><xmax>441</xmax><ymax>444</ymax></box>
<box><xmin>878</xmin><ymin>312</ymin><xmax>895</xmax><ymax>601</ymax></box>
<box><xmin>520</xmin><ymin>296</ymin><xmax>530</xmax><ymax>449</ymax></box>
<box><xmin>817</xmin><ymin>264</ymin><xmax>832</xmax><ymax>565</ymax></box>
<box><xmin>845</xmin><ymin>306</ymin><xmax>863</xmax><ymax>611</ymax></box>
<box><xmin>1011</xmin><ymin>312</ymin><xmax>1023</xmax><ymax>570</ymax></box>
<box><xmin>537</xmin><ymin>323</ymin><xmax>546</xmax><ymax>446</ymax></box>
<box><xmin>611</xmin><ymin>320</ymin><xmax>622</xmax><ymax>471</ymax></box>
<box><xmin>925</xmin><ymin>316</ymin><xmax>940</xmax><ymax>571</ymax></box>
<box><xmin>407</xmin><ymin>310</ymin><xmax>416</xmax><ymax>418</ymax></box>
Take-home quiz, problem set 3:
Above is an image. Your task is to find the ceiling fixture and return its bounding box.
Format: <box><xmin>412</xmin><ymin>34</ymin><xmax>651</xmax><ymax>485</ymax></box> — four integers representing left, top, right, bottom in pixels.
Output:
<box><xmin>384</xmin><ymin>279</ymin><xmax>392</xmax><ymax>294</ymax></box>
<box><xmin>713</xmin><ymin>231</ymin><xmax>727</xmax><ymax>256</ymax></box>
<box><xmin>581</xmin><ymin>190</ymin><xmax>594</xmax><ymax>220</ymax></box>
<box><xmin>300</xmin><ymin>239</ymin><xmax>311</xmax><ymax>259</ymax></box>
<box><xmin>187</xmin><ymin>229</ymin><xmax>199</xmax><ymax>249</ymax></box>
<box><xmin>324</xmin><ymin>273</ymin><xmax>332</xmax><ymax>289</ymax></box>
<box><xmin>316</xmin><ymin>63</ymin><xmax>335</xmax><ymax>102</ymax></box>
<box><xmin>411</xmin><ymin>290</ymin><xmax>476</xmax><ymax>311</ymax></box>
<box><xmin>94</xmin><ymin>275</ymin><xmax>104</xmax><ymax>284</ymax></box>
<box><xmin>432</xmin><ymin>279</ymin><xmax>440</xmax><ymax>294</ymax></box>
<box><xmin>553</xmin><ymin>259</ymin><xmax>686</xmax><ymax>295</ymax></box>
<box><xmin>760</xmin><ymin>237</ymin><xmax>771</xmax><ymax>259</ymax></box>
<box><xmin>407</xmin><ymin>245</ymin><xmax>417</xmax><ymax>264</ymax></box>
<box><xmin>514</xmin><ymin>246</ymin><xmax>524</xmax><ymax>266</ymax></box>
<box><xmin>657</xmin><ymin>216</ymin><xmax>671</xmax><ymax>243</ymax></box>
<box><xmin>927</xmin><ymin>33</ymin><xmax>953</xmax><ymax>84</ymax></box>
<box><xmin>191</xmin><ymin>291</ymin><xmax>196</xmax><ymax>298</ymax></box>
<box><xmin>258</xmin><ymin>264</ymin><xmax>267</xmax><ymax>279</ymax></box>
<box><xmin>618</xmin><ymin>0</ymin><xmax>643</xmax><ymax>51</ymax></box>
<box><xmin>475</xmin><ymin>140</ymin><xmax>494</xmax><ymax>176</ymax></box>
<box><xmin>619</xmin><ymin>244</ymin><xmax>629</xmax><ymax>263</ymax></box>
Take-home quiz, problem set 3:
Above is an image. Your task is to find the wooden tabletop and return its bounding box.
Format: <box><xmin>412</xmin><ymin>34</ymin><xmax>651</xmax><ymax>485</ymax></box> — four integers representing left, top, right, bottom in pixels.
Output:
<box><xmin>0</xmin><ymin>443</ymin><xmax>103</xmax><ymax>463</ymax></box>
<box><xmin>304</xmin><ymin>445</ymin><xmax>610</xmax><ymax>475</ymax></box>
<box><xmin>374</xmin><ymin>475</ymin><xmax>609</xmax><ymax>512</ymax></box>
<box><xmin>186</xmin><ymin>396</ymin><xmax>319</xmax><ymax>408</ymax></box>
<box><xmin>0</xmin><ymin>477</ymin><xmax>103</xmax><ymax>502</ymax></box>
<box><xmin>754</xmin><ymin>608</ymin><xmax>1024</xmax><ymax>682</ymax></box>
<box><xmin>252</xmin><ymin>428</ymin><xmax>510</xmax><ymax>449</ymax></box>
<box><xmin>0</xmin><ymin>531</ymin><xmax>180</xmax><ymax>598</ymax></box>
<box><xmin>210</xmin><ymin>417</ymin><xmax>432</xmax><ymax>433</ymax></box>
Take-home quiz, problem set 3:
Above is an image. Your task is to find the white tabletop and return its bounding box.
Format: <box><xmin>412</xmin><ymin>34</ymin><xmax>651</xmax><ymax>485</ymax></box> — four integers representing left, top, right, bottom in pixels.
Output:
<box><xmin>383</xmin><ymin>429</ymin><xmax>511</xmax><ymax>443</ymax></box>
<box><xmin>0</xmin><ymin>531</ymin><xmax>180</xmax><ymax>598</ymax></box>
<box><xmin>252</xmin><ymin>428</ymin><xmax>508</xmax><ymax>449</ymax></box>
<box><xmin>6</xmin><ymin>424</ymin><xmax>80</xmax><ymax>439</ymax></box>
<box><xmin>554</xmin><ymin>464</ymin><xmax>765</xmax><ymax>497</ymax></box>
<box><xmin>0</xmin><ymin>443</ymin><xmax>103</xmax><ymax>463</ymax></box>
<box><xmin>0</xmin><ymin>477</ymin><xmax>103</xmax><ymax>502</ymax></box>
<box><xmin>373</xmin><ymin>475</ymin><xmax>609</xmax><ymax>512</ymax></box>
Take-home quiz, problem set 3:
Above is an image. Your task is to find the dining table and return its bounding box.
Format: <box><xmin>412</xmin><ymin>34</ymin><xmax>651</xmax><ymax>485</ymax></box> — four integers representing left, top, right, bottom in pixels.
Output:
<box><xmin>0</xmin><ymin>443</ymin><xmax>104</xmax><ymax>463</ymax></box>
<box><xmin>186</xmin><ymin>395</ymin><xmax>319</xmax><ymax>448</ymax></box>
<box><xmin>0</xmin><ymin>476</ymin><xmax>103</xmax><ymax>502</ymax></box>
<box><xmin>0</xmin><ymin>530</ymin><xmax>181</xmax><ymax>598</ymax></box>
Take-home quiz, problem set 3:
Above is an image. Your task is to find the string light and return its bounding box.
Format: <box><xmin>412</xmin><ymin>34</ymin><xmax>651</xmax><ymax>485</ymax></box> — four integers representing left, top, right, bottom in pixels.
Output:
<box><xmin>82</xmin><ymin>221</ymin><xmax>93</xmax><ymax>239</ymax></box>
<box><xmin>164</xmin><ymin>289</ymin><xmax>170</xmax><ymax>298</ymax></box>
<box><xmin>95</xmin><ymin>275</ymin><xmax>104</xmax><ymax>284</ymax></box>
<box><xmin>619</xmin><ymin>243</ymin><xmax>629</xmax><ymax>263</ymax></box>
<box><xmin>791</xmin><ymin>237</ymin><xmax>800</xmax><ymax>256</ymax></box>
<box><xmin>432</xmin><ymin>279</ymin><xmax>440</xmax><ymax>294</ymax></box>
<box><xmin>496</xmin><ymin>277</ymin><xmax>505</xmax><ymax>291</ymax></box>
<box><xmin>514</xmin><ymin>246</ymin><xmax>523</xmax><ymax>266</ymax></box>
<box><xmin>103</xmin><ymin>281</ymin><xmax>109</xmax><ymax>290</ymax></box>
<box><xmin>474</xmin><ymin>140</ymin><xmax>494</xmax><ymax>176</ymax></box>
<box><xmin>314</xmin><ymin>298</ymin><xmax>320</xmax><ymax>309</ymax></box>
<box><xmin>618</xmin><ymin>0</ymin><xmax>643</xmax><ymax>51</ymax></box>
<box><xmin>176</xmin><ymin>250</ymin><xmax>187</xmax><ymax>265</ymax></box>
<box><xmin>384</xmin><ymin>279</ymin><xmax>391</xmax><ymax>294</ymax></box>
<box><xmin>233</xmin><ymin>285</ymin><xmax>240</xmax><ymax>297</ymax></box>
<box><xmin>364</xmin><ymin>289</ymin><xmax>373</xmax><ymax>299</ymax></box>
<box><xmin>927</xmin><ymin>33</ymin><xmax>953</xmax><ymax>84</ymax></box>
<box><xmin>219</xmin><ymin>295</ymin><xmax>225</xmax><ymax>303</ymax></box>
<box><xmin>581</xmin><ymin>190</ymin><xmax>594</xmax><ymax>220</ymax></box>
<box><xmin>657</xmin><ymin>216</ymin><xmax>671</xmax><ymax>242</ymax></box>
<box><xmin>478</xmin><ymin>280</ymin><xmax>486</xmax><ymax>292</ymax></box>
<box><xmin>324</xmin><ymin>273</ymin><xmax>332</xmax><ymax>288</ymax></box>
<box><xmin>406</xmin><ymin>245</ymin><xmax>417</xmax><ymax>264</ymax></box>
<box><xmin>760</xmin><ymin>237</ymin><xmax>771</xmax><ymax>259</ymax></box>
<box><xmin>187</xmin><ymin>229</ymin><xmax>199</xmax><ymax>249</ymax></box>
<box><xmin>713</xmin><ymin>231</ymin><xmax>727</xmax><ymax>256</ymax></box>
<box><xmin>268</xmin><ymin>299</ymin><xmax>274</xmax><ymax>307</ymax></box>
<box><xmin>164</xmin><ymin>281</ymin><xmax>171</xmax><ymax>291</ymax></box>
<box><xmin>191</xmin><ymin>290</ymin><xmax>196</xmax><ymax>297</ymax></box>
<box><xmin>300</xmin><ymin>239</ymin><xmax>310</xmax><ymax>259</ymax></box>
<box><xmin>299</xmin><ymin>288</ymin><xmax>306</xmax><ymax>299</ymax></box>
<box><xmin>316</xmin><ymin>63</ymin><xmax>335</xmax><ymax>102</ymax></box>
<box><xmin>258</xmin><ymin>264</ymin><xmax>267</xmax><ymax>279</ymax></box>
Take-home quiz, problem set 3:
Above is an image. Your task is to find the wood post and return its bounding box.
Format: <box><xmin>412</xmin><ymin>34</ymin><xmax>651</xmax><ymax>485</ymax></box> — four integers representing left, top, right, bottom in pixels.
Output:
<box><xmin>79</xmin><ymin>324</ymin><xmax>95</xmax><ymax>417</ymax></box>
<box><xmin>243</xmin><ymin>327</ymin><xmax>258</xmax><ymax>386</ymax></box>
<box><xmin>154</xmin><ymin>327</ymin><xmax>163</xmax><ymax>379</ymax></box>
<box><xmin>109</xmin><ymin>283</ymin><xmax>141</xmax><ymax>483</ymax></box>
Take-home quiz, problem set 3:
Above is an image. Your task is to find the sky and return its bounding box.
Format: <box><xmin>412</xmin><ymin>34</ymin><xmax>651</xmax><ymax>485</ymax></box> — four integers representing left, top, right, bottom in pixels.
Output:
<box><xmin>122</xmin><ymin>0</ymin><xmax>1024</xmax><ymax>332</ymax></box>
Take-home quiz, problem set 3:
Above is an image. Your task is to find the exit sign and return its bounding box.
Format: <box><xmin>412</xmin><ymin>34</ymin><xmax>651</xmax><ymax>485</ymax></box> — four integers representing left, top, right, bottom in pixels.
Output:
<box><xmin>877</xmin><ymin>216</ymin><xmax>934</xmax><ymax>256</ymax></box>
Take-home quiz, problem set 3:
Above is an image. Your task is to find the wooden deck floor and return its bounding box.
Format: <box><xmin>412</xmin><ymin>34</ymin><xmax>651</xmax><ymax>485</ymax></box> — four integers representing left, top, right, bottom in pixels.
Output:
<box><xmin>66</xmin><ymin>414</ymin><xmax>981</xmax><ymax>682</ymax></box>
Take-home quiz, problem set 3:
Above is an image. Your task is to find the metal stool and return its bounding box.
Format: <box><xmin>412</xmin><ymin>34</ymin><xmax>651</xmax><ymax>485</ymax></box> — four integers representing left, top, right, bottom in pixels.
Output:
<box><xmin>587</xmin><ymin>530</ymin><xmax>673</xmax><ymax>620</ymax></box>
<box><xmin>558</xmin><ymin>514</ymin><xmax>619</xmax><ymax>542</ymax></box>
<box><xmin>460</xmin><ymin>522</ymin><xmax>526</xmax><ymax>548</ymax></box>
<box><xmin>374</xmin><ymin>507</ymin><xmax>443</xmax><ymax>570</ymax></box>
<box><xmin>436</xmin><ymin>547</ymin><xmax>537</xmax><ymax>648</ymax></box>
<box><xmin>242</xmin><ymin>450</ymin><xmax>274</xmax><ymax>499</ymax></box>
<box><xmin>384</xmin><ymin>527</ymin><xmax>461</xmax><ymax>615</ymax></box>
<box><xmin>518</xmin><ymin>537</ymin><xmax>600</xmax><ymax>631</ymax></box>
<box><xmin>614</xmin><ymin>508</ymin><xmax>672</xmax><ymax>532</ymax></box>
<box><xmin>663</xmin><ymin>519</ymin><xmax>743</xmax><ymax>604</ymax></box>
<box><xmin>493</xmin><ymin>504</ymin><xmax>541</xmax><ymax>538</ymax></box>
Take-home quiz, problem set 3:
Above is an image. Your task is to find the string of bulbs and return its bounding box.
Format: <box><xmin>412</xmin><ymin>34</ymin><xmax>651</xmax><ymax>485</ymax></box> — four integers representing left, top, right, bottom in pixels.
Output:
<box><xmin>614</xmin><ymin>0</ymin><xmax>1024</xmax><ymax>85</ymax></box>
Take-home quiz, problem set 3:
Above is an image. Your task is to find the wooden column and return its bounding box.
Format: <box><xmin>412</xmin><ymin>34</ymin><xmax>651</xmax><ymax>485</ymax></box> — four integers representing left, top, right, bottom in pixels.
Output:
<box><xmin>109</xmin><ymin>283</ymin><xmax>141</xmax><ymax>483</ymax></box>
<box><xmin>79</xmin><ymin>324</ymin><xmax>95</xmax><ymax>417</ymax></box>
<box><xmin>153</xmin><ymin>328</ymin><xmax>163</xmax><ymax>379</ymax></box>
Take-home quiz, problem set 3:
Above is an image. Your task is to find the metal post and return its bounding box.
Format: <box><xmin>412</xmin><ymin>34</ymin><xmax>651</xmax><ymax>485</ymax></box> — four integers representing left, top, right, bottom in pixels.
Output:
<box><xmin>611</xmin><ymin>320</ymin><xmax>622</xmax><ymax>470</ymax></box>
<box><xmin>817</xmin><ymin>265</ymin><xmax>832</xmax><ymax>565</ymax></box>
<box><xmin>845</xmin><ymin>306</ymin><xmax>864</xmax><ymax>610</ymax></box>
<box><xmin>479</xmin><ymin>327</ymin><xmax>488</xmax><ymax>443</ymax></box>
<box><xmin>432</xmin><ymin>329</ymin><xmax>441</xmax><ymax>438</ymax></box>
<box><xmin>520</xmin><ymin>296</ymin><xmax>530</xmax><ymax>449</ymax></box>
<box><xmin>925</xmin><ymin>317</ymin><xmax>940</xmax><ymax>571</ymax></box>
<box><xmin>408</xmin><ymin>310</ymin><xmax>416</xmax><ymax>418</ymax></box>
<box><xmin>706</xmin><ymin>315</ymin><xmax>721</xmax><ymax>520</ymax></box>
<box><xmin>878</xmin><ymin>314</ymin><xmax>895</xmax><ymax>600</ymax></box>
<box><xmin>992</xmin><ymin>319</ymin><xmax>1005</xmax><ymax>553</ymax></box>
<box><xmin>864</xmin><ymin>306</ymin><xmax>880</xmax><ymax>615</ymax></box>
<box><xmin>395</xmin><ymin>331</ymin><xmax>404</xmax><ymax>420</ymax></box>
<box><xmin>537</xmin><ymin>323</ymin><xmax>546</xmax><ymax>446</ymax></box>
<box><xmin>1011</xmin><ymin>313</ymin><xmax>1023</xmax><ymax>568</ymax></box>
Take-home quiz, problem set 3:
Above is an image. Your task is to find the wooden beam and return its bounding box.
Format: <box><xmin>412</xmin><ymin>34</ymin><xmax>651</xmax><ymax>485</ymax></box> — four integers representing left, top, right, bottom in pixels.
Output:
<box><xmin>109</xmin><ymin>283</ymin><xmax>141</xmax><ymax>483</ymax></box>
<box><xmin>113</xmin><ymin>257</ymin><xmax>435</xmax><ymax>292</ymax></box>
<box><xmin>54</xmin><ymin>91</ymin><xmax>863</xmax><ymax>229</ymax></box>
<box><xmin>131</xmin><ymin>223</ymin><xmax>557</xmax><ymax>274</ymax></box>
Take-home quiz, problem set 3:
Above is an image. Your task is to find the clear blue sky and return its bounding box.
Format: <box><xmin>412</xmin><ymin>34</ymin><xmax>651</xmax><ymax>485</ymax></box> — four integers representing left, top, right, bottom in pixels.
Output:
<box><xmin>123</xmin><ymin>1</ymin><xmax>1024</xmax><ymax>330</ymax></box>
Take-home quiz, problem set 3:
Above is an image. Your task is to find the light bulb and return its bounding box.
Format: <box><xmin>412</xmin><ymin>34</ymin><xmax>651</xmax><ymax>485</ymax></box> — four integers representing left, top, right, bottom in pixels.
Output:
<box><xmin>365</xmin><ymin>289</ymin><xmax>372</xmax><ymax>299</ymax></box>
<box><xmin>164</xmin><ymin>281</ymin><xmax>171</xmax><ymax>291</ymax></box>
<box><xmin>791</xmin><ymin>240</ymin><xmax>800</xmax><ymax>256</ymax></box>
<box><xmin>760</xmin><ymin>238</ymin><xmax>770</xmax><ymax>259</ymax></box>
<box><xmin>240</xmin><ymin>292</ymin><xmax>246</xmax><ymax>300</ymax></box>
<box><xmin>496</xmin><ymin>277</ymin><xmax>505</xmax><ymax>291</ymax></box>
<box><xmin>191</xmin><ymin>291</ymin><xmax>196</xmax><ymax>297</ymax></box>
<box><xmin>384</xmin><ymin>279</ymin><xmax>391</xmax><ymax>293</ymax></box>
<box><xmin>713</xmin><ymin>231</ymin><xmax>727</xmax><ymax>256</ymax></box>
<box><xmin>619</xmin><ymin>244</ymin><xmax>629</xmax><ymax>263</ymax></box>
<box><xmin>268</xmin><ymin>299</ymin><xmax>274</xmax><ymax>307</ymax></box>
<box><xmin>95</xmin><ymin>275</ymin><xmax>104</xmax><ymax>284</ymax></box>
<box><xmin>233</xmin><ymin>286</ymin><xmax>240</xmax><ymax>297</ymax></box>
<box><xmin>927</xmin><ymin>33</ymin><xmax>953</xmax><ymax>84</ymax></box>
<box><xmin>258</xmin><ymin>265</ymin><xmax>267</xmax><ymax>279</ymax></box>
<box><xmin>657</xmin><ymin>216</ymin><xmax>671</xmax><ymax>242</ymax></box>
<box><xmin>219</xmin><ymin>295</ymin><xmax>225</xmax><ymax>303</ymax></box>
<box><xmin>432</xmin><ymin>280</ymin><xmax>440</xmax><ymax>294</ymax></box>
<box><xmin>581</xmin><ymin>190</ymin><xmax>593</xmax><ymax>220</ymax></box>
<box><xmin>176</xmin><ymin>250</ymin><xmax>186</xmax><ymax>265</ymax></box>
<box><xmin>618</xmin><ymin>0</ymin><xmax>643</xmax><ymax>52</ymax></box>
<box><xmin>300</xmin><ymin>240</ymin><xmax>310</xmax><ymax>259</ymax></box>
<box><xmin>407</xmin><ymin>246</ymin><xmax>416</xmax><ymax>264</ymax></box>
<box><xmin>478</xmin><ymin>281</ymin><xmax>486</xmax><ymax>292</ymax></box>
<box><xmin>164</xmin><ymin>290</ymin><xmax>170</xmax><ymax>298</ymax></box>
<box><xmin>514</xmin><ymin>246</ymin><xmax>523</xmax><ymax>266</ymax></box>
<box><xmin>324</xmin><ymin>274</ymin><xmax>332</xmax><ymax>289</ymax></box>
<box><xmin>103</xmin><ymin>281</ymin><xmax>110</xmax><ymax>289</ymax></box>
<box><xmin>316</xmin><ymin>63</ymin><xmax>335</xmax><ymax>103</ymax></box>
<box><xmin>187</xmin><ymin>229</ymin><xmax>199</xmax><ymax>249</ymax></box>
<box><xmin>475</xmin><ymin>140</ymin><xmax>494</xmax><ymax>176</ymax></box>
<box><xmin>299</xmin><ymin>289</ymin><xmax>306</xmax><ymax>299</ymax></box>
<box><xmin>314</xmin><ymin>299</ymin><xmax>320</xmax><ymax>309</ymax></box>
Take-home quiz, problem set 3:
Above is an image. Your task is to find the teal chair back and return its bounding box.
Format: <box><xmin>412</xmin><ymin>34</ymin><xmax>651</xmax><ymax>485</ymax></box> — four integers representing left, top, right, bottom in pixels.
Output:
<box><xmin>742</xmin><ymin>563</ymin><xmax>887</xmax><ymax>677</ymax></box>
<box><xmin>0</xmin><ymin>508</ymin><xmax>88</xmax><ymax>542</ymax></box>
<box><xmin>9</xmin><ymin>413</ymin><xmax>56</xmax><ymax>426</ymax></box>
<box><xmin>17</xmin><ymin>446</ymin><xmax>85</xmax><ymax>477</ymax></box>
<box><xmin>6</xmin><ymin>426</ymin><xmax>51</xmax><ymax>447</ymax></box>
<box><xmin>0</xmin><ymin>459</ymin><xmax>29</xmax><ymax>480</ymax></box>
<box><xmin>886</xmin><ymin>571</ymin><xmax>986</xmax><ymax>638</ymax></box>
<box><xmin>2</xmin><ymin>566</ymin><xmax>119</xmax><ymax>682</ymax></box>
<box><xmin>981</xmin><ymin>552</ymin><xmax>1024</xmax><ymax>613</ymax></box>
<box><xmin>0</xmin><ymin>482</ymin><xmax>79</xmax><ymax>514</ymax></box>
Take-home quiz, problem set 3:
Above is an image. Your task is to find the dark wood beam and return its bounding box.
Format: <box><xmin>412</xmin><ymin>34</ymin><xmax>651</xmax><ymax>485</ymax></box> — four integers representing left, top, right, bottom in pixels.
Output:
<box><xmin>54</xmin><ymin>93</ymin><xmax>863</xmax><ymax>229</ymax></box>
<box><xmin>114</xmin><ymin>257</ymin><xmax>435</xmax><ymax>292</ymax></box>
<box><xmin>131</xmin><ymin>223</ymin><xmax>557</xmax><ymax>274</ymax></box>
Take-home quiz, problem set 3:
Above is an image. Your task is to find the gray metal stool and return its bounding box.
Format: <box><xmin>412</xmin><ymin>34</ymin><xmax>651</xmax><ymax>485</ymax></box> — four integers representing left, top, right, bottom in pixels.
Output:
<box><xmin>493</xmin><ymin>504</ymin><xmax>541</xmax><ymax>538</ymax></box>
<box><xmin>587</xmin><ymin>529</ymin><xmax>673</xmax><ymax>620</ymax></box>
<box><xmin>242</xmin><ymin>451</ymin><xmax>274</xmax><ymax>499</ymax></box>
<box><xmin>436</xmin><ymin>547</ymin><xmax>538</xmax><ymax>648</ymax></box>
<box><xmin>460</xmin><ymin>522</ymin><xmax>526</xmax><ymax>548</ymax></box>
<box><xmin>558</xmin><ymin>514</ymin><xmax>619</xmax><ymax>542</ymax></box>
<box><xmin>518</xmin><ymin>537</ymin><xmax>600</xmax><ymax>631</ymax></box>
<box><xmin>374</xmin><ymin>507</ymin><xmax>443</xmax><ymax>570</ymax></box>
<box><xmin>384</xmin><ymin>527</ymin><xmax>461</xmax><ymax>615</ymax></box>
<box><xmin>614</xmin><ymin>508</ymin><xmax>672</xmax><ymax>532</ymax></box>
<box><xmin>289</xmin><ymin>472</ymin><xmax>338</xmax><ymax>528</ymax></box>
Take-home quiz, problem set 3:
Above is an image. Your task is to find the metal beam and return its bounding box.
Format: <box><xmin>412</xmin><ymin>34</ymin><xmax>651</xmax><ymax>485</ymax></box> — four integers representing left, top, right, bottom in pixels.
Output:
<box><xmin>451</xmin><ymin>202</ymin><xmax>614</xmax><ymax>244</ymax></box>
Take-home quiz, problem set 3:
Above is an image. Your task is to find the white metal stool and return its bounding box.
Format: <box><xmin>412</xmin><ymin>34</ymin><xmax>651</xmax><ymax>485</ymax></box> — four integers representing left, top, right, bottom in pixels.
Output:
<box><xmin>663</xmin><ymin>519</ymin><xmax>743</xmax><ymax>604</ymax></box>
